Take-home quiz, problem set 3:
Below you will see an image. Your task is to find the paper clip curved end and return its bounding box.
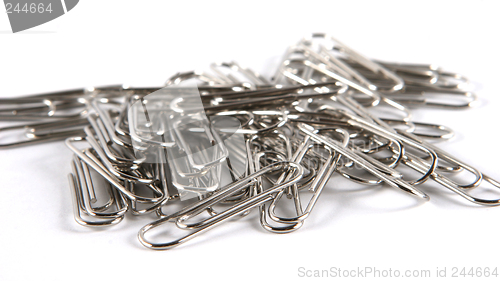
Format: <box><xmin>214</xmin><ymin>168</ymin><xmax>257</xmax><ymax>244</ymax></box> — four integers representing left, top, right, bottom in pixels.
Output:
<box><xmin>137</xmin><ymin>222</ymin><xmax>182</xmax><ymax>251</ymax></box>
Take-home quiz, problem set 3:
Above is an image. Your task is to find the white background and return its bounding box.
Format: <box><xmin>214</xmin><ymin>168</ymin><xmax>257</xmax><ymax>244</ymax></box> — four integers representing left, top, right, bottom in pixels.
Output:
<box><xmin>1</xmin><ymin>1</ymin><xmax>500</xmax><ymax>280</ymax></box>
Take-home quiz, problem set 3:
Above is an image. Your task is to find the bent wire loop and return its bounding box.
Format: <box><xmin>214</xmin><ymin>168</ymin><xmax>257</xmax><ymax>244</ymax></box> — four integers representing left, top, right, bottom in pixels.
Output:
<box><xmin>68</xmin><ymin>156</ymin><xmax>128</xmax><ymax>226</ymax></box>
<box><xmin>138</xmin><ymin>161</ymin><xmax>304</xmax><ymax>250</ymax></box>
<box><xmin>264</xmin><ymin>128</ymin><xmax>349</xmax><ymax>231</ymax></box>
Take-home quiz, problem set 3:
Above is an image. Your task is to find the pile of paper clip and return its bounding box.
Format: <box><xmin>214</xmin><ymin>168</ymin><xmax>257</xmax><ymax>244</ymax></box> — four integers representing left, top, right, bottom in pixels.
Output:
<box><xmin>2</xmin><ymin>33</ymin><xmax>499</xmax><ymax>250</ymax></box>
